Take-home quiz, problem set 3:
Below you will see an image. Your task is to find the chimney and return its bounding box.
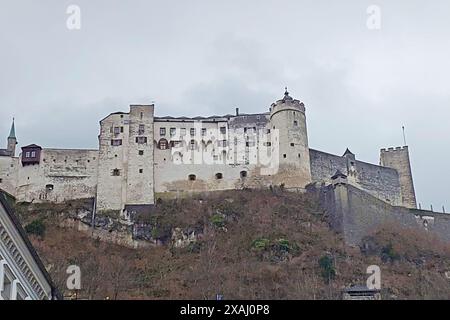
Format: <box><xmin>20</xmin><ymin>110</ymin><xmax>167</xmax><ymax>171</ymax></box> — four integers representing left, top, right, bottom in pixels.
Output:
<box><xmin>235</xmin><ymin>107</ymin><xmax>239</xmax><ymax>116</ymax></box>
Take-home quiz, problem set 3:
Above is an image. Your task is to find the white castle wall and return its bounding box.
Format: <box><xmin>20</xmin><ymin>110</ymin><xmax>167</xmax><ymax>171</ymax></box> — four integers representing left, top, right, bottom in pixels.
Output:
<box><xmin>97</xmin><ymin>112</ymin><xmax>131</xmax><ymax>212</ymax></box>
<box><xmin>96</xmin><ymin>105</ymin><xmax>155</xmax><ymax>213</ymax></box>
<box><xmin>0</xmin><ymin>156</ymin><xmax>19</xmax><ymax>196</ymax></box>
<box><xmin>15</xmin><ymin>149</ymin><xmax>98</xmax><ymax>203</ymax></box>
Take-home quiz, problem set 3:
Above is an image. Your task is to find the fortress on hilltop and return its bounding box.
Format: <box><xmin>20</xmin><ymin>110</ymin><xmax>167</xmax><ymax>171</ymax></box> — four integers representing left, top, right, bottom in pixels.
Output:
<box><xmin>4</xmin><ymin>88</ymin><xmax>443</xmax><ymax>247</ymax></box>
<box><xmin>0</xmin><ymin>89</ymin><xmax>417</xmax><ymax>216</ymax></box>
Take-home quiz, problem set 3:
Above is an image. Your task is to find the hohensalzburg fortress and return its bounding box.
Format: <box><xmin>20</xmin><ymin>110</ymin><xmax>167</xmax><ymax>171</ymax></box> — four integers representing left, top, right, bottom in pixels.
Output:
<box><xmin>0</xmin><ymin>90</ymin><xmax>417</xmax><ymax>218</ymax></box>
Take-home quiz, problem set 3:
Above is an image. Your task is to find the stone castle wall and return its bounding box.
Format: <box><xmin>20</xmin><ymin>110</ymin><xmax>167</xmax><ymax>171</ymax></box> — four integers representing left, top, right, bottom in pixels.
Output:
<box><xmin>15</xmin><ymin>149</ymin><xmax>99</xmax><ymax>203</ymax></box>
<box><xmin>313</xmin><ymin>182</ymin><xmax>450</xmax><ymax>246</ymax></box>
<box><xmin>310</xmin><ymin>149</ymin><xmax>403</xmax><ymax>206</ymax></box>
<box><xmin>0</xmin><ymin>156</ymin><xmax>19</xmax><ymax>196</ymax></box>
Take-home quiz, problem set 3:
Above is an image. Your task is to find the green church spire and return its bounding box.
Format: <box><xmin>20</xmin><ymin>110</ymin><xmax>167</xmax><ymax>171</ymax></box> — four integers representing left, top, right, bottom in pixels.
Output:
<box><xmin>8</xmin><ymin>118</ymin><xmax>16</xmax><ymax>139</ymax></box>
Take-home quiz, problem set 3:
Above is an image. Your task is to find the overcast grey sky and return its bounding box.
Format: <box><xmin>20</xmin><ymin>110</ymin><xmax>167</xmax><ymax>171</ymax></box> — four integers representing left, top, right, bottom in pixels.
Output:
<box><xmin>0</xmin><ymin>0</ymin><xmax>448</xmax><ymax>210</ymax></box>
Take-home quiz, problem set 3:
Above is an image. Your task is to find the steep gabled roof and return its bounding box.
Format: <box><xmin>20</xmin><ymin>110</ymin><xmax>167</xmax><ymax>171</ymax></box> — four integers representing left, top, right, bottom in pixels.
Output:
<box><xmin>343</xmin><ymin>148</ymin><xmax>354</xmax><ymax>157</ymax></box>
<box><xmin>22</xmin><ymin>144</ymin><xmax>42</xmax><ymax>149</ymax></box>
<box><xmin>0</xmin><ymin>192</ymin><xmax>62</xmax><ymax>300</ymax></box>
<box><xmin>331</xmin><ymin>169</ymin><xmax>347</xmax><ymax>180</ymax></box>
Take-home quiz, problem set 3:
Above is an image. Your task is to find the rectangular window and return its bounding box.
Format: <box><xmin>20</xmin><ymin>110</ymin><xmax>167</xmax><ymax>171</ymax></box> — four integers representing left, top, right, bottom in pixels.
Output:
<box><xmin>25</xmin><ymin>152</ymin><xmax>30</xmax><ymax>158</ymax></box>
<box><xmin>170</xmin><ymin>128</ymin><xmax>176</xmax><ymax>136</ymax></box>
<box><xmin>0</xmin><ymin>178</ymin><xmax>3</xmax><ymax>183</ymax></box>
<box><xmin>138</xmin><ymin>125</ymin><xmax>145</xmax><ymax>135</ymax></box>
<box><xmin>136</xmin><ymin>137</ymin><xmax>148</xmax><ymax>144</ymax></box>
<box><xmin>220</xmin><ymin>126</ymin><xmax>226</xmax><ymax>134</ymax></box>
<box><xmin>201</xmin><ymin>128</ymin><xmax>207</xmax><ymax>136</ymax></box>
<box><xmin>114</xmin><ymin>127</ymin><xmax>121</xmax><ymax>134</ymax></box>
<box><xmin>139</xmin><ymin>169</ymin><xmax>143</xmax><ymax>174</ymax></box>
<box><xmin>190</xmin><ymin>128</ymin><xmax>196</xmax><ymax>136</ymax></box>
<box><xmin>111</xmin><ymin>139</ymin><xmax>122</xmax><ymax>146</ymax></box>
<box><xmin>112</xmin><ymin>169</ymin><xmax>121</xmax><ymax>176</ymax></box>
<box><xmin>294</xmin><ymin>121</ymin><xmax>298</xmax><ymax>126</ymax></box>
<box><xmin>160</xmin><ymin>127</ymin><xmax>166</xmax><ymax>136</ymax></box>
<box><xmin>218</xmin><ymin>140</ymin><xmax>227</xmax><ymax>147</ymax></box>
<box><xmin>180</xmin><ymin>128</ymin><xmax>186</xmax><ymax>136</ymax></box>
<box><xmin>139</xmin><ymin>150</ymin><xmax>144</xmax><ymax>155</ymax></box>
<box><xmin>120</xmin><ymin>127</ymin><xmax>124</xmax><ymax>133</ymax></box>
<box><xmin>31</xmin><ymin>151</ymin><xmax>36</xmax><ymax>157</ymax></box>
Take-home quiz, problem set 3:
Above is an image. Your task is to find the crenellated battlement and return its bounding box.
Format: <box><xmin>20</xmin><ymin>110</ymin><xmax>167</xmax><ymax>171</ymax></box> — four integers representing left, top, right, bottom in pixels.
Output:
<box><xmin>380</xmin><ymin>146</ymin><xmax>409</xmax><ymax>153</ymax></box>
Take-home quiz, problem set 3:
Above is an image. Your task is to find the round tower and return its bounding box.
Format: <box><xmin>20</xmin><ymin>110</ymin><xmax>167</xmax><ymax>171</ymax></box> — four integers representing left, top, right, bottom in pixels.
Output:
<box><xmin>269</xmin><ymin>88</ymin><xmax>311</xmax><ymax>188</ymax></box>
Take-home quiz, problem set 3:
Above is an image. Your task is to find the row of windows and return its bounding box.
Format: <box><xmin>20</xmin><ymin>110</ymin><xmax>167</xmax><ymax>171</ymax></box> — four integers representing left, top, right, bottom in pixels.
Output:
<box><xmin>111</xmin><ymin>136</ymin><xmax>148</xmax><ymax>146</ymax></box>
<box><xmin>156</xmin><ymin>139</ymin><xmax>269</xmax><ymax>150</ymax></box>
<box><xmin>160</xmin><ymin>127</ymin><xmax>227</xmax><ymax>137</ymax></box>
<box><xmin>188</xmin><ymin>171</ymin><xmax>247</xmax><ymax>181</ymax></box>
<box><xmin>111</xmin><ymin>125</ymin><xmax>146</xmax><ymax>135</ymax></box>
<box><xmin>112</xmin><ymin>168</ymin><xmax>145</xmax><ymax>176</ymax></box>
<box><xmin>110</xmin><ymin>170</ymin><xmax>248</xmax><ymax>180</ymax></box>
<box><xmin>24</xmin><ymin>151</ymin><xmax>36</xmax><ymax>158</ymax></box>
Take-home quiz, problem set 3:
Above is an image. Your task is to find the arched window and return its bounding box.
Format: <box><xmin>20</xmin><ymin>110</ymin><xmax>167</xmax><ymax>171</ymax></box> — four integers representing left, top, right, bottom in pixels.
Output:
<box><xmin>188</xmin><ymin>174</ymin><xmax>196</xmax><ymax>181</ymax></box>
<box><xmin>158</xmin><ymin>138</ymin><xmax>169</xmax><ymax>150</ymax></box>
<box><xmin>240</xmin><ymin>171</ymin><xmax>247</xmax><ymax>179</ymax></box>
<box><xmin>215</xmin><ymin>173</ymin><xmax>223</xmax><ymax>180</ymax></box>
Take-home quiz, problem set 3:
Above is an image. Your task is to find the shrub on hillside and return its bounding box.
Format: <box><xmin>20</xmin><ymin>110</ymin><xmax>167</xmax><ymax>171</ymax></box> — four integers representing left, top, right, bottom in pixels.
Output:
<box><xmin>318</xmin><ymin>255</ymin><xmax>335</xmax><ymax>283</ymax></box>
<box><xmin>25</xmin><ymin>219</ymin><xmax>46</xmax><ymax>237</ymax></box>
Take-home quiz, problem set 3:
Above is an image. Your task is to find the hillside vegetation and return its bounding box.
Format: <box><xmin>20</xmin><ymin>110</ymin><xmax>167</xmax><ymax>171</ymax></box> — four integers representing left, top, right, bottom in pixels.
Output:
<box><xmin>14</xmin><ymin>189</ymin><xmax>450</xmax><ymax>299</ymax></box>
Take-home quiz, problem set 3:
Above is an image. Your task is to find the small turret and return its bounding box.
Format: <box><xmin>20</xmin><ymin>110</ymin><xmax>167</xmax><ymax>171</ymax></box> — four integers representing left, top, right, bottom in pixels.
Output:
<box><xmin>343</xmin><ymin>148</ymin><xmax>355</xmax><ymax>161</ymax></box>
<box><xmin>7</xmin><ymin>118</ymin><xmax>17</xmax><ymax>157</ymax></box>
<box><xmin>331</xmin><ymin>170</ymin><xmax>348</xmax><ymax>186</ymax></box>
